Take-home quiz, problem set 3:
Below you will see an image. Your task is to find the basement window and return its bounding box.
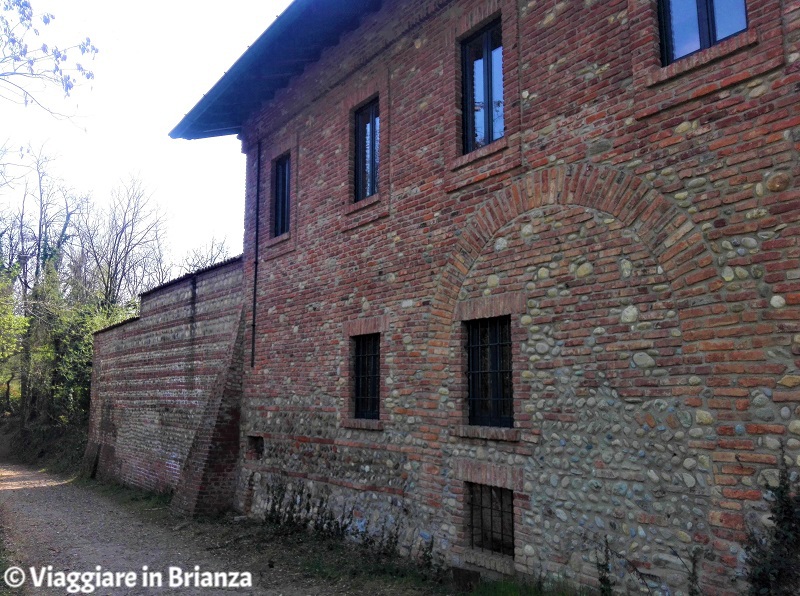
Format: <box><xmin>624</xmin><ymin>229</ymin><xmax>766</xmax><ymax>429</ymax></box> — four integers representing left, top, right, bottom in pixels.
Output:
<box><xmin>468</xmin><ymin>482</ymin><xmax>514</xmax><ymax>556</ymax></box>
<box><xmin>466</xmin><ymin>316</ymin><xmax>513</xmax><ymax>428</ymax></box>
<box><xmin>353</xmin><ymin>333</ymin><xmax>380</xmax><ymax>419</ymax></box>
<box><xmin>659</xmin><ymin>0</ymin><xmax>747</xmax><ymax>65</ymax></box>
<box><xmin>462</xmin><ymin>20</ymin><xmax>504</xmax><ymax>153</ymax></box>
<box><xmin>246</xmin><ymin>436</ymin><xmax>264</xmax><ymax>460</ymax></box>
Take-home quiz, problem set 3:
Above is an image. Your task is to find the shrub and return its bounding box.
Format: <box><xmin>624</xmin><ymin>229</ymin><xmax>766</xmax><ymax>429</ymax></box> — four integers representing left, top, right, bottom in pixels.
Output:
<box><xmin>745</xmin><ymin>445</ymin><xmax>800</xmax><ymax>595</ymax></box>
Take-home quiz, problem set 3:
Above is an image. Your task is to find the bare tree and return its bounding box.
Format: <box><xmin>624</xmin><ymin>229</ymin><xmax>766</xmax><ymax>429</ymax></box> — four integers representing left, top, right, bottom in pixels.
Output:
<box><xmin>0</xmin><ymin>0</ymin><xmax>98</xmax><ymax>111</ymax></box>
<box><xmin>149</xmin><ymin>235</ymin><xmax>175</xmax><ymax>287</ymax></box>
<box><xmin>1</xmin><ymin>154</ymin><xmax>171</xmax><ymax>426</ymax></box>
<box><xmin>178</xmin><ymin>236</ymin><xmax>231</xmax><ymax>275</ymax></box>
<box><xmin>0</xmin><ymin>143</ymin><xmax>32</xmax><ymax>189</ymax></box>
<box><xmin>0</xmin><ymin>147</ymin><xmax>87</xmax><ymax>424</ymax></box>
<box><xmin>1</xmin><ymin>2</ymin><xmax>98</xmax><ymax>197</ymax></box>
<box><xmin>0</xmin><ymin>147</ymin><xmax>85</xmax><ymax>288</ymax></box>
<box><xmin>78</xmin><ymin>177</ymin><xmax>166</xmax><ymax>313</ymax></box>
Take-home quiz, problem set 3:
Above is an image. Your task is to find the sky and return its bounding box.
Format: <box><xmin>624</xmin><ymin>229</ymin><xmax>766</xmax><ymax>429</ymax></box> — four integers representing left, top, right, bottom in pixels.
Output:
<box><xmin>2</xmin><ymin>0</ymin><xmax>294</xmax><ymax>260</ymax></box>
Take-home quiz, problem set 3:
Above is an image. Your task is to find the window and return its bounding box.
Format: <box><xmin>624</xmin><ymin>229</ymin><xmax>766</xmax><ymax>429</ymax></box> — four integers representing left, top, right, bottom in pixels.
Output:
<box><xmin>246</xmin><ymin>436</ymin><xmax>264</xmax><ymax>460</ymax></box>
<box><xmin>462</xmin><ymin>20</ymin><xmax>504</xmax><ymax>153</ymax></box>
<box><xmin>468</xmin><ymin>483</ymin><xmax>514</xmax><ymax>556</ymax></box>
<box><xmin>659</xmin><ymin>0</ymin><xmax>747</xmax><ymax>65</ymax></box>
<box><xmin>353</xmin><ymin>333</ymin><xmax>380</xmax><ymax>419</ymax></box>
<box><xmin>466</xmin><ymin>316</ymin><xmax>512</xmax><ymax>427</ymax></box>
<box><xmin>354</xmin><ymin>98</ymin><xmax>380</xmax><ymax>202</ymax></box>
<box><xmin>272</xmin><ymin>154</ymin><xmax>291</xmax><ymax>237</ymax></box>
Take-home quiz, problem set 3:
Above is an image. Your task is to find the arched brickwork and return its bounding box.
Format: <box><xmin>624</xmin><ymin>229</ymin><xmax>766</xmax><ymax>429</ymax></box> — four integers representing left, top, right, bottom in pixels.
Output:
<box><xmin>439</xmin><ymin>202</ymin><xmax>699</xmax><ymax>585</ymax></box>
<box><xmin>432</xmin><ymin>164</ymin><xmax>709</xmax><ymax>321</ymax></box>
<box><xmin>427</xmin><ymin>164</ymin><xmax>785</xmax><ymax>591</ymax></box>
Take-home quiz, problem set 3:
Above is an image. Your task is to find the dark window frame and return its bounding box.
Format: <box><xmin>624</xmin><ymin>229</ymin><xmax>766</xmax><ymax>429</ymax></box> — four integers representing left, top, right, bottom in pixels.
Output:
<box><xmin>465</xmin><ymin>315</ymin><xmax>513</xmax><ymax>428</ymax></box>
<box><xmin>354</xmin><ymin>97</ymin><xmax>380</xmax><ymax>203</ymax></box>
<box><xmin>467</xmin><ymin>482</ymin><xmax>514</xmax><ymax>556</ymax></box>
<box><xmin>353</xmin><ymin>333</ymin><xmax>380</xmax><ymax>420</ymax></box>
<box><xmin>659</xmin><ymin>0</ymin><xmax>748</xmax><ymax>65</ymax></box>
<box><xmin>461</xmin><ymin>19</ymin><xmax>504</xmax><ymax>154</ymax></box>
<box><xmin>272</xmin><ymin>153</ymin><xmax>291</xmax><ymax>237</ymax></box>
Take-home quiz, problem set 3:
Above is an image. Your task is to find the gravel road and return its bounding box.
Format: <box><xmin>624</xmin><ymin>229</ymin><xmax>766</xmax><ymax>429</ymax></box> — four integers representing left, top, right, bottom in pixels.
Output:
<box><xmin>0</xmin><ymin>462</ymin><xmax>437</xmax><ymax>596</ymax></box>
<box><xmin>0</xmin><ymin>463</ymin><xmax>313</xmax><ymax>595</ymax></box>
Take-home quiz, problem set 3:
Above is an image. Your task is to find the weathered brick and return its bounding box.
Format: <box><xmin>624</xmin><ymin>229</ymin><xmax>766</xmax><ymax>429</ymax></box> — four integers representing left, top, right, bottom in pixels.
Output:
<box><xmin>84</xmin><ymin>258</ymin><xmax>244</xmax><ymax>516</ymax></box>
<box><xmin>90</xmin><ymin>0</ymin><xmax>800</xmax><ymax>591</ymax></box>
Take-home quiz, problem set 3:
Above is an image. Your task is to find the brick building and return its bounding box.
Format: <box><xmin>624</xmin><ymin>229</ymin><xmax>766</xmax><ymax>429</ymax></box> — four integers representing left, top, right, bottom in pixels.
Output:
<box><xmin>89</xmin><ymin>0</ymin><xmax>800</xmax><ymax>592</ymax></box>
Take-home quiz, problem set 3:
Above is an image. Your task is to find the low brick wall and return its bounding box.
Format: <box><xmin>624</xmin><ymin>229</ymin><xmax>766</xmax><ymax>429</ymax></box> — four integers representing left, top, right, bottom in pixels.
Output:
<box><xmin>83</xmin><ymin>258</ymin><xmax>244</xmax><ymax>515</ymax></box>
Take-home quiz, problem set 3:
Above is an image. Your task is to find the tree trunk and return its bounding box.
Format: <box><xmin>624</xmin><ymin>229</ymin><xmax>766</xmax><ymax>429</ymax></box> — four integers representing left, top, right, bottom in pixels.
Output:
<box><xmin>4</xmin><ymin>372</ymin><xmax>13</xmax><ymax>413</ymax></box>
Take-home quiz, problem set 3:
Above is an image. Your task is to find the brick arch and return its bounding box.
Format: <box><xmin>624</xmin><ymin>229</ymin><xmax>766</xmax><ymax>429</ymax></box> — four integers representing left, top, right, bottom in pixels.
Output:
<box><xmin>431</xmin><ymin>164</ymin><xmax>709</xmax><ymax>322</ymax></box>
<box><xmin>428</xmin><ymin>166</ymin><xmax>725</xmax><ymax>583</ymax></box>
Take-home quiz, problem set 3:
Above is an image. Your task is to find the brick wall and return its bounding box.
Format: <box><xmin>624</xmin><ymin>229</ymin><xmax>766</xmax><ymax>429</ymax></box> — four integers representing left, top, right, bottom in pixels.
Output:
<box><xmin>224</xmin><ymin>0</ymin><xmax>795</xmax><ymax>592</ymax></box>
<box><xmin>83</xmin><ymin>258</ymin><xmax>244</xmax><ymax>515</ymax></box>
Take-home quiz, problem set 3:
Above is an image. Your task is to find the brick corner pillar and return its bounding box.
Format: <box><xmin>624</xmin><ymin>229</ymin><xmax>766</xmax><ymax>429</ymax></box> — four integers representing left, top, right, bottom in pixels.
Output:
<box><xmin>170</xmin><ymin>310</ymin><xmax>245</xmax><ymax>516</ymax></box>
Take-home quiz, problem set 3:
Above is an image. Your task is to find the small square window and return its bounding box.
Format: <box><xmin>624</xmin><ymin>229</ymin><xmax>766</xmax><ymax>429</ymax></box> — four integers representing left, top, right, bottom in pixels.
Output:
<box><xmin>659</xmin><ymin>0</ymin><xmax>747</xmax><ymax>65</ymax></box>
<box><xmin>466</xmin><ymin>316</ymin><xmax>512</xmax><ymax>428</ymax></box>
<box><xmin>354</xmin><ymin>98</ymin><xmax>380</xmax><ymax>202</ymax></box>
<box><xmin>272</xmin><ymin>154</ymin><xmax>291</xmax><ymax>237</ymax></box>
<box><xmin>468</xmin><ymin>482</ymin><xmax>514</xmax><ymax>556</ymax></box>
<box><xmin>246</xmin><ymin>436</ymin><xmax>264</xmax><ymax>460</ymax></box>
<box><xmin>462</xmin><ymin>20</ymin><xmax>504</xmax><ymax>154</ymax></box>
<box><xmin>353</xmin><ymin>333</ymin><xmax>380</xmax><ymax>419</ymax></box>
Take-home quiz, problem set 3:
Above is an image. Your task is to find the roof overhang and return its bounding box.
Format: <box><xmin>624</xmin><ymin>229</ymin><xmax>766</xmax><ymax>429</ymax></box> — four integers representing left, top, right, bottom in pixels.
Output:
<box><xmin>170</xmin><ymin>0</ymin><xmax>384</xmax><ymax>140</ymax></box>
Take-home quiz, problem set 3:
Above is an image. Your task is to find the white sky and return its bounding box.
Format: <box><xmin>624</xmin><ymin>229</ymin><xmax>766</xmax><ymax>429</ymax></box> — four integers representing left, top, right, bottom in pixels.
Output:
<box><xmin>2</xmin><ymin>0</ymin><xmax>294</xmax><ymax>259</ymax></box>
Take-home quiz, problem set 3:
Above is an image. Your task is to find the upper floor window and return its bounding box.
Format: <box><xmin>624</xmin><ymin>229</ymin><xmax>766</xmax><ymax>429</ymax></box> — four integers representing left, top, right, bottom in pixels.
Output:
<box><xmin>354</xmin><ymin>98</ymin><xmax>379</xmax><ymax>202</ymax></box>
<box><xmin>659</xmin><ymin>0</ymin><xmax>747</xmax><ymax>65</ymax></box>
<box><xmin>466</xmin><ymin>316</ymin><xmax>512</xmax><ymax>428</ymax></box>
<box><xmin>462</xmin><ymin>20</ymin><xmax>504</xmax><ymax>154</ymax></box>
<box><xmin>353</xmin><ymin>333</ymin><xmax>380</xmax><ymax>419</ymax></box>
<box><xmin>272</xmin><ymin>153</ymin><xmax>290</xmax><ymax>237</ymax></box>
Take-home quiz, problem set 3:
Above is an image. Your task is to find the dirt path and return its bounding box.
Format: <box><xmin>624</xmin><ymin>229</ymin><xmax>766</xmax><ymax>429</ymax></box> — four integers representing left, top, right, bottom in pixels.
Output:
<box><xmin>0</xmin><ymin>463</ymin><xmax>313</xmax><ymax>595</ymax></box>
<box><xmin>0</xmin><ymin>463</ymin><xmax>439</xmax><ymax>596</ymax></box>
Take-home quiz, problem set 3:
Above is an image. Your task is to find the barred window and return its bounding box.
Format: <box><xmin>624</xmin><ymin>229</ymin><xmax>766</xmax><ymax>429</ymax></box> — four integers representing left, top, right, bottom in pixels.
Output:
<box><xmin>353</xmin><ymin>333</ymin><xmax>380</xmax><ymax>419</ymax></box>
<box><xmin>466</xmin><ymin>316</ymin><xmax>512</xmax><ymax>427</ymax></box>
<box><xmin>468</xmin><ymin>482</ymin><xmax>514</xmax><ymax>556</ymax></box>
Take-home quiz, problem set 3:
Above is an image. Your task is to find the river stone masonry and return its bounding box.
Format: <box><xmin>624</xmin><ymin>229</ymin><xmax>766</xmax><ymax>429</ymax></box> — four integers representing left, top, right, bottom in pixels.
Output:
<box><xmin>91</xmin><ymin>0</ymin><xmax>800</xmax><ymax>593</ymax></box>
<box><xmin>440</xmin><ymin>206</ymin><xmax>714</xmax><ymax>590</ymax></box>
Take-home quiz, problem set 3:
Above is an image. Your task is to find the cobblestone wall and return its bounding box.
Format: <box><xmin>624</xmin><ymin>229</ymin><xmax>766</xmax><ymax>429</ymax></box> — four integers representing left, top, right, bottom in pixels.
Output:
<box><xmin>84</xmin><ymin>258</ymin><xmax>244</xmax><ymax>515</ymax></box>
<box><xmin>212</xmin><ymin>0</ymin><xmax>797</xmax><ymax>592</ymax></box>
